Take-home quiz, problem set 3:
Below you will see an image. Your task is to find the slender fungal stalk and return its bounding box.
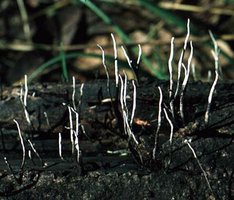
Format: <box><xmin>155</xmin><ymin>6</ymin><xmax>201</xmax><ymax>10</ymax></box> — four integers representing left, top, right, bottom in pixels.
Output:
<box><xmin>209</xmin><ymin>30</ymin><xmax>222</xmax><ymax>77</ymax></box>
<box><xmin>97</xmin><ymin>44</ymin><xmax>110</xmax><ymax>94</ymax></box>
<box><xmin>205</xmin><ymin>71</ymin><xmax>218</xmax><ymax>124</ymax></box>
<box><xmin>136</xmin><ymin>44</ymin><xmax>142</xmax><ymax>67</ymax></box>
<box><xmin>72</xmin><ymin>108</ymin><xmax>80</xmax><ymax>163</ymax></box>
<box><xmin>58</xmin><ymin>133</ymin><xmax>64</xmax><ymax>160</ymax></box>
<box><xmin>191</xmin><ymin>63</ymin><xmax>197</xmax><ymax>81</ymax></box>
<box><xmin>168</xmin><ymin>37</ymin><xmax>175</xmax><ymax>118</ymax></box>
<box><xmin>121</xmin><ymin>45</ymin><xmax>133</xmax><ymax>70</ymax></box>
<box><xmin>72</xmin><ymin>76</ymin><xmax>76</xmax><ymax>110</ymax></box>
<box><xmin>22</xmin><ymin>75</ymin><xmax>31</xmax><ymax>126</ymax></box>
<box><xmin>163</xmin><ymin>109</ymin><xmax>174</xmax><ymax>145</ymax></box>
<box><xmin>123</xmin><ymin>71</ymin><xmax>128</xmax><ymax>116</ymax></box>
<box><xmin>43</xmin><ymin>112</ymin><xmax>50</xmax><ymax>127</ymax></box>
<box><xmin>153</xmin><ymin>86</ymin><xmax>163</xmax><ymax>160</ymax></box>
<box><xmin>130</xmin><ymin>80</ymin><xmax>136</xmax><ymax>127</ymax></box>
<box><xmin>28</xmin><ymin>139</ymin><xmax>44</xmax><ymax>166</ymax></box>
<box><xmin>174</xmin><ymin>19</ymin><xmax>190</xmax><ymax>100</ymax></box>
<box><xmin>184</xmin><ymin>139</ymin><xmax>213</xmax><ymax>193</ymax></box>
<box><xmin>68</xmin><ymin>106</ymin><xmax>74</xmax><ymax>155</ymax></box>
<box><xmin>4</xmin><ymin>157</ymin><xmax>19</xmax><ymax>183</ymax></box>
<box><xmin>14</xmin><ymin>119</ymin><xmax>26</xmax><ymax>169</ymax></box>
<box><xmin>78</xmin><ymin>83</ymin><xmax>84</xmax><ymax>113</ymax></box>
<box><xmin>111</xmin><ymin>33</ymin><xmax>119</xmax><ymax>87</ymax></box>
<box><xmin>180</xmin><ymin>41</ymin><xmax>193</xmax><ymax>122</ymax></box>
<box><xmin>168</xmin><ymin>37</ymin><xmax>175</xmax><ymax>100</ymax></box>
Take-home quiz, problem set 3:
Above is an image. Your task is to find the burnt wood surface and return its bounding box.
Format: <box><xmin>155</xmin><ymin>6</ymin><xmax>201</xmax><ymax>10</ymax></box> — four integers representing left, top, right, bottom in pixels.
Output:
<box><xmin>0</xmin><ymin>80</ymin><xmax>233</xmax><ymax>157</ymax></box>
<box><xmin>0</xmin><ymin>80</ymin><xmax>233</xmax><ymax>134</ymax></box>
<box><xmin>0</xmin><ymin>79</ymin><xmax>233</xmax><ymax>199</ymax></box>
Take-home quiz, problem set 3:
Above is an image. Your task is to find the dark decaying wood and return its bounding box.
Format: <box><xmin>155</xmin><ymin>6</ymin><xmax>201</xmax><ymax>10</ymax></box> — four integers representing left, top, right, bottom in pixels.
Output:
<box><xmin>1</xmin><ymin>80</ymin><xmax>234</xmax><ymax>132</ymax></box>
<box><xmin>0</xmin><ymin>80</ymin><xmax>233</xmax><ymax>156</ymax></box>
<box><xmin>0</xmin><ymin>79</ymin><xmax>233</xmax><ymax>198</ymax></box>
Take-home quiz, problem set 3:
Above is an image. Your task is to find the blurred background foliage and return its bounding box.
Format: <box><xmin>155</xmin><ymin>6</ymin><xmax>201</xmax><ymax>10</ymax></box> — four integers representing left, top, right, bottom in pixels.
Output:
<box><xmin>0</xmin><ymin>0</ymin><xmax>234</xmax><ymax>85</ymax></box>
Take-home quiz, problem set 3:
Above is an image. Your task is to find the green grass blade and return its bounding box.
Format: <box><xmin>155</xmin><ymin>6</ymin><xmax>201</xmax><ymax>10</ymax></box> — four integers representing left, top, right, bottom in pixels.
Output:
<box><xmin>60</xmin><ymin>42</ymin><xmax>69</xmax><ymax>82</ymax></box>
<box><xmin>80</xmin><ymin>0</ymin><xmax>130</xmax><ymax>42</ymax></box>
<box><xmin>138</xmin><ymin>0</ymin><xmax>188</xmax><ymax>31</ymax></box>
